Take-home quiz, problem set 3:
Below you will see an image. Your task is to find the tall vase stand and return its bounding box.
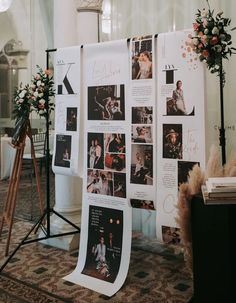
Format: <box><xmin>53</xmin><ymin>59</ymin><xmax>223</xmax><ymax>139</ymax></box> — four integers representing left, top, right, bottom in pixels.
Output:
<box><xmin>0</xmin><ymin>119</ymin><xmax>44</xmax><ymax>256</ymax></box>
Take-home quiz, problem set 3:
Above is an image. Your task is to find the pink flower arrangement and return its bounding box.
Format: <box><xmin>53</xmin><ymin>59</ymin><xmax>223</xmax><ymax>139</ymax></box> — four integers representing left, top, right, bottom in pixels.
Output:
<box><xmin>191</xmin><ymin>0</ymin><xmax>236</xmax><ymax>83</ymax></box>
<box><xmin>30</xmin><ymin>65</ymin><xmax>55</xmax><ymax>118</ymax></box>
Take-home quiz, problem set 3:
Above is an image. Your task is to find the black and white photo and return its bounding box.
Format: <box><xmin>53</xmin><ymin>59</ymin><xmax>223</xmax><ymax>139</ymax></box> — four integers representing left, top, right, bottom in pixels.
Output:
<box><xmin>130</xmin><ymin>144</ymin><xmax>153</xmax><ymax>185</ymax></box>
<box><xmin>54</xmin><ymin>134</ymin><xmax>72</xmax><ymax>168</ymax></box>
<box><xmin>88</xmin><ymin>85</ymin><xmax>125</xmax><ymax>121</ymax></box>
<box><xmin>132</xmin><ymin>107</ymin><xmax>153</xmax><ymax>124</ymax></box>
<box><xmin>66</xmin><ymin>107</ymin><xmax>77</xmax><ymax>131</ymax></box>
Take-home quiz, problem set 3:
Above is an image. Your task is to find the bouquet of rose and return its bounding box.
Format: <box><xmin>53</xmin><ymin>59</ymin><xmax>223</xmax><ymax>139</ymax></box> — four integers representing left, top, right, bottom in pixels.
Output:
<box><xmin>30</xmin><ymin>65</ymin><xmax>55</xmax><ymax>118</ymax></box>
<box><xmin>13</xmin><ymin>83</ymin><xmax>32</xmax><ymax>120</ymax></box>
<box><xmin>13</xmin><ymin>65</ymin><xmax>55</xmax><ymax>120</ymax></box>
<box><xmin>191</xmin><ymin>0</ymin><xmax>236</xmax><ymax>83</ymax></box>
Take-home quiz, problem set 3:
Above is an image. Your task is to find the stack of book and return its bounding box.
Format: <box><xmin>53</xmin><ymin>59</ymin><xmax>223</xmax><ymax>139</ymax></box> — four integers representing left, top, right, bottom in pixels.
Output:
<box><xmin>201</xmin><ymin>177</ymin><xmax>236</xmax><ymax>204</ymax></box>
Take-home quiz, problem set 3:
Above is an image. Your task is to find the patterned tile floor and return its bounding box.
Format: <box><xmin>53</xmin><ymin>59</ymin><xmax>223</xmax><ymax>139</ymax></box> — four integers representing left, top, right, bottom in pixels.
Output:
<box><xmin>0</xmin><ymin>177</ymin><xmax>193</xmax><ymax>303</ymax></box>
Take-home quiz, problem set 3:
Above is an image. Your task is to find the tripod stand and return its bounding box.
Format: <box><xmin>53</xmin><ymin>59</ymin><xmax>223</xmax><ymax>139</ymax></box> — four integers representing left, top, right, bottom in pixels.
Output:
<box><xmin>0</xmin><ymin>48</ymin><xmax>80</xmax><ymax>272</ymax></box>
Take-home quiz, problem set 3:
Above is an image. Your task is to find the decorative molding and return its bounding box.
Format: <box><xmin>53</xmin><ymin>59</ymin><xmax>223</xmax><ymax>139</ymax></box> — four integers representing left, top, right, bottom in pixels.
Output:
<box><xmin>76</xmin><ymin>0</ymin><xmax>103</xmax><ymax>13</ymax></box>
<box><xmin>4</xmin><ymin>39</ymin><xmax>29</xmax><ymax>57</ymax></box>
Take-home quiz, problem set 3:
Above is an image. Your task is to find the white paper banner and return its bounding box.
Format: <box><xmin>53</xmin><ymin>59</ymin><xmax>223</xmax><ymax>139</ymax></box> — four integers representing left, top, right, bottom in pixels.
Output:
<box><xmin>64</xmin><ymin>39</ymin><xmax>132</xmax><ymax>297</ymax></box>
<box><xmin>156</xmin><ymin>30</ymin><xmax>205</xmax><ymax>243</ymax></box>
<box><xmin>128</xmin><ymin>35</ymin><xmax>157</xmax><ymax>211</ymax></box>
<box><xmin>52</xmin><ymin>46</ymin><xmax>81</xmax><ymax>176</ymax></box>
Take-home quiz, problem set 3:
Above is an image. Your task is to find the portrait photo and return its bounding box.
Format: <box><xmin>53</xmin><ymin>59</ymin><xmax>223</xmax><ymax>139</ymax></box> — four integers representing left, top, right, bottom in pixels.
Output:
<box><xmin>88</xmin><ymin>85</ymin><xmax>125</xmax><ymax>121</ymax></box>
<box><xmin>163</xmin><ymin>124</ymin><xmax>183</xmax><ymax>159</ymax></box>
<box><xmin>131</xmin><ymin>125</ymin><xmax>153</xmax><ymax>143</ymax></box>
<box><xmin>130</xmin><ymin>144</ymin><xmax>153</xmax><ymax>185</ymax></box>
<box><xmin>104</xmin><ymin>133</ymin><xmax>126</xmax><ymax>154</ymax></box>
<box><xmin>165</xmin><ymin>80</ymin><xmax>195</xmax><ymax>116</ymax></box>
<box><xmin>54</xmin><ymin>134</ymin><xmax>72</xmax><ymax>168</ymax></box>
<box><xmin>131</xmin><ymin>35</ymin><xmax>153</xmax><ymax>80</ymax></box>
<box><xmin>87</xmin><ymin>133</ymin><xmax>104</xmax><ymax>169</ymax></box>
<box><xmin>132</xmin><ymin>106</ymin><xmax>153</xmax><ymax>124</ymax></box>
<box><xmin>66</xmin><ymin>107</ymin><xmax>77</xmax><ymax>131</ymax></box>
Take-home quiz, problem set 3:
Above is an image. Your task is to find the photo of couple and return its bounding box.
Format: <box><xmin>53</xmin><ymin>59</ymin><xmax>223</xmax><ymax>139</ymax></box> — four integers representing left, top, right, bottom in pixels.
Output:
<box><xmin>131</xmin><ymin>35</ymin><xmax>153</xmax><ymax>80</ymax></box>
<box><xmin>82</xmin><ymin>205</ymin><xmax>123</xmax><ymax>283</ymax></box>
<box><xmin>88</xmin><ymin>85</ymin><xmax>125</xmax><ymax>121</ymax></box>
<box><xmin>162</xmin><ymin>226</ymin><xmax>181</xmax><ymax>245</ymax></box>
<box><xmin>87</xmin><ymin>169</ymin><xmax>126</xmax><ymax>198</ymax></box>
<box><xmin>87</xmin><ymin>133</ymin><xmax>104</xmax><ymax>170</ymax></box>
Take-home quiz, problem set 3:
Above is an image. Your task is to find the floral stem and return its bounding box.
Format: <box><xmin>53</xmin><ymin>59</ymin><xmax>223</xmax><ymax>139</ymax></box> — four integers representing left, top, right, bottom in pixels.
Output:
<box><xmin>206</xmin><ymin>0</ymin><xmax>211</xmax><ymax>11</ymax></box>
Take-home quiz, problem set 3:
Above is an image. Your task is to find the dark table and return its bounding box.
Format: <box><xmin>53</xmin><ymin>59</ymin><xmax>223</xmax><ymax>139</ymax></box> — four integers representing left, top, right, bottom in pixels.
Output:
<box><xmin>190</xmin><ymin>195</ymin><xmax>236</xmax><ymax>303</ymax></box>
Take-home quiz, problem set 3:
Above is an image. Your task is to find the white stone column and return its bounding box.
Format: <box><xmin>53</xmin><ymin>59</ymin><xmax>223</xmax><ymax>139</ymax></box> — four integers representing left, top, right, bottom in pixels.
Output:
<box><xmin>43</xmin><ymin>0</ymin><xmax>103</xmax><ymax>251</ymax></box>
<box><xmin>42</xmin><ymin>0</ymin><xmax>80</xmax><ymax>251</ymax></box>
<box><xmin>76</xmin><ymin>0</ymin><xmax>103</xmax><ymax>44</ymax></box>
<box><xmin>75</xmin><ymin>0</ymin><xmax>103</xmax><ymax>173</ymax></box>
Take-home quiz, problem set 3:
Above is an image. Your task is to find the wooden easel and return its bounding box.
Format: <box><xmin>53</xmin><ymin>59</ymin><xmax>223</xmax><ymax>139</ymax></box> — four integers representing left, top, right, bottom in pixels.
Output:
<box><xmin>0</xmin><ymin>119</ymin><xmax>44</xmax><ymax>256</ymax></box>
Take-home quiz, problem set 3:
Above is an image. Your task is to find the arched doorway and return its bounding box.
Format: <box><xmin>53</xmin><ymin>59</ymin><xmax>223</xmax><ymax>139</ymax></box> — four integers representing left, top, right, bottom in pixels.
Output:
<box><xmin>0</xmin><ymin>39</ymin><xmax>28</xmax><ymax>120</ymax></box>
<box><xmin>0</xmin><ymin>54</ymin><xmax>11</xmax><ymax>118</ymax></box>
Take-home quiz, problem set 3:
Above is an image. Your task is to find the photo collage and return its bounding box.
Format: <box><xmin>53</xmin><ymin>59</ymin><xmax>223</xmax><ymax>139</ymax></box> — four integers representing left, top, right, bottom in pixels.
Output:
<box><xmin>87</xmin><ymin>84</ymin><xmax>126</xmax><ymax>198</ymax></box>
<box><xmin>87</xmin><ymin>132</ymin><xmax>126</xmax><ymax>198</ymax></box>
<box><xmin>130</xmin><ymin>36</ymin><xmax>154</xmax><ymax>189</ymax></box>
<box><xmin>71</xmin><ymin>40</ymin><xmax>133</xmax><ymax>296</ymax></box>
<box><xmin>53</xmin><ymin>47</ymin><xmax>81</xmax><ymax>176</ymax></box>
<box><xmin>155</xmin><ymin>31</ymin><xmax>205</xmax><ymax>243</ymax></box>
<box><xmin>54</xmin><ymin>106</ymin><xmax>78</xmax><ymax>168</ymax></box>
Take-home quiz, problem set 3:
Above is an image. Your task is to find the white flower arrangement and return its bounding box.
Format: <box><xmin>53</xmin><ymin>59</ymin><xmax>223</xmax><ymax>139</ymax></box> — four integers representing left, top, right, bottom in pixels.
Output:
<box><xmin>13</xmin><ymin>83</ymin><xmax>32</xmax><ymax>119</ymax></box>
<box><xmin>13</xmin><ymin>65</ymin><xmax>55</xmax><ymax>120</ymax></box>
